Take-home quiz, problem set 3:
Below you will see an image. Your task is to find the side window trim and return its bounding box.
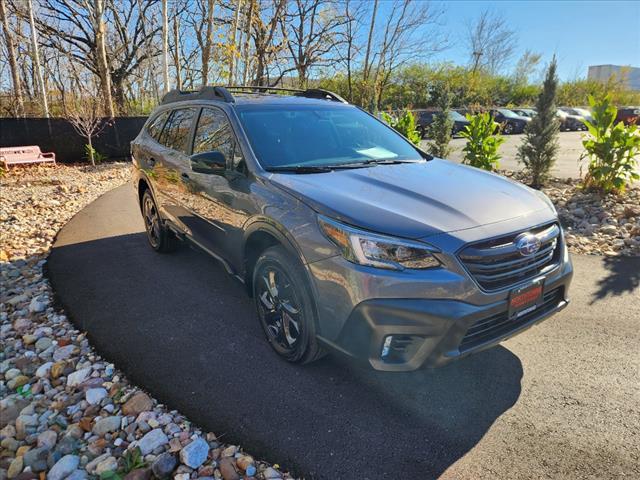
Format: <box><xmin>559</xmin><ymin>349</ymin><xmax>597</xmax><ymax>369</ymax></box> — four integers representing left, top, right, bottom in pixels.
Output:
<box><xmin>158</xmin><ymin>107</ymin><xmax>198</xmax><ymax>155</ymax></box>
<box><xmin>147</xmin><ymin>110</ymin><xmax>170</xmax><ymax>143</ymax></box>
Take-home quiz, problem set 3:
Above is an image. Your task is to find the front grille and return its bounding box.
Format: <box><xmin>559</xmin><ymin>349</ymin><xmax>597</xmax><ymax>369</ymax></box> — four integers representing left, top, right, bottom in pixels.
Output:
<box><xmin>459</xmin><ymin>222</ymin><xmax>561</xmax><ymax>291</ymax></box>
<box><xmin>459</xmin><ymin>287</ymin><xmax>563</xmax><ymax>351</ymax></box>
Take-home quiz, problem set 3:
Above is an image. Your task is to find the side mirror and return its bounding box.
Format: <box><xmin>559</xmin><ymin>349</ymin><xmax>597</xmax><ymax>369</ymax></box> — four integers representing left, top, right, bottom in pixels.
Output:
<box><xmin>190</xmin><ymin>151</ymin><xmax>226</xmax><ymax>175</ymax></box>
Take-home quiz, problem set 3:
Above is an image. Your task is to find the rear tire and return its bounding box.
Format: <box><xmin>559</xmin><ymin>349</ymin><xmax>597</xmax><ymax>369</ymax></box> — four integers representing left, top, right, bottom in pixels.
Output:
<box><xmin>253</xmin><ymin>245</ymin><xmax>324</xmax><ymax>364</ymax></box>
<box><xmin>141</xmin><ymin>189</ymin><xmax>179</xmax><ymax>253</ymax></box>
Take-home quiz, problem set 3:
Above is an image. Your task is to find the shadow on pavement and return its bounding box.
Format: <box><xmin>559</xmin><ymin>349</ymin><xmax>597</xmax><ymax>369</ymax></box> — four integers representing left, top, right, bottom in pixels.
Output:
<box><xmin>590</xmin><ymin>256</ymin><xmax>640</xmax><ymax>304</ymax></box>
<box><xmin>48</xmin><ymin>225</ymin><xmax>522</xmax><ymax>479</ymax></box>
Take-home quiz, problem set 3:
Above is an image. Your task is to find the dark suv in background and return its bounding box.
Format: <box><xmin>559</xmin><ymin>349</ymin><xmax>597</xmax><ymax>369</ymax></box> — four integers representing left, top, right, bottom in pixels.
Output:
<box><xmin>131</xmin><ymin>86</ymin><xmax>573</xmax><ymax>371</ymax></box>
<box><xmin>489</xmin><ymin>108</ymin><xmax>531</xmax><ymax>134</ymax></box>
<box><xmin>413</xmin><ymin>109</ymin><xmax>470</xmax><ymax>137</ymax></box>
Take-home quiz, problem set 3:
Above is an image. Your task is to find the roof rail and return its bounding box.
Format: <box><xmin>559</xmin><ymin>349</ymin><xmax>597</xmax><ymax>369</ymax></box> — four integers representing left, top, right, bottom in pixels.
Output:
<box><xmin>161</xmin><ymin>86</ymin><xmax>234</xmax><ymax>105</ymax></box>
<box><xmin>224</xmin><ymin>85</ymin><xmax>348</xmax><ymax>103</ymax></box>
<box><xmin>160</xmin><ymin>85</ymin><xmax>348</xmax><ymax>105</ymax></box>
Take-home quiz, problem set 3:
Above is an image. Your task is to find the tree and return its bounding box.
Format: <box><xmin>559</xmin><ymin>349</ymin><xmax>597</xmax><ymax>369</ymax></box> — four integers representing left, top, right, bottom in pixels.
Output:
<box><xmin>26</xmin><ymin>0</ymin><xmax>49</xmax><ymax>117</ymax></box>
<box><xmin>425</xmin><ymin>81</ymin><xmax>454</xmax><ymax>158</ymax></box>
<box><xmin>283</xmin><ymin>0</ymin><xmax>347</xmax><ymax>89</ymax></box>
<box><xmin>517</xmin><ymin>57</ymin><xmax>560</xmax><ymax>188</ymax></box>
<box><xmin>66</xmin><ymin>94</ymin><xmax>110</xmax><ymax>166</ymax></box>
<box><xmin>0</xmin><ymin>0</ymin><xmax>24</xmax><ymax>116</ymax></box>
<box><xmin>161</xmin><ymin>0</ymin><xmax>169</xmax><ymax>92</ymax></box>
<box><xmin>465</xmin><ymin>10</ymin><xmax>516</xmax><ymax>74</ymax></box>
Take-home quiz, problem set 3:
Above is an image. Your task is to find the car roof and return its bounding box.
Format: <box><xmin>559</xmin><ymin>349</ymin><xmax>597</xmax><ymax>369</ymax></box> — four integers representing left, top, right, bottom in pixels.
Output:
<box><xmin>159</xmin><ymin>86</ymin><xmax>349</xmax><ymax>109</ymax></box>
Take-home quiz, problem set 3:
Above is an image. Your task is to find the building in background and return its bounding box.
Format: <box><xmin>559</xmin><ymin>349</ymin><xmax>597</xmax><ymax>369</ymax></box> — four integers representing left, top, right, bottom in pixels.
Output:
<box><xmin>588</xmin><ymin>65</ymin><xmax>640</xmax><ymax>91</ymax></box>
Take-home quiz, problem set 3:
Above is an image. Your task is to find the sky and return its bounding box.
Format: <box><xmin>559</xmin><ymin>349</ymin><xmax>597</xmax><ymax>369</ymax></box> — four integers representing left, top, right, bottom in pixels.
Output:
<box><xmin>379</xmin><ymin>0</ymin><xmax>640</xmax><ymax>80</ymax></box>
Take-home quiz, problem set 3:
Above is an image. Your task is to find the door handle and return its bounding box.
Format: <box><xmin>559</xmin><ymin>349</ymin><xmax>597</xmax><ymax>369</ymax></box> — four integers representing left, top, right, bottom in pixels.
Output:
<box><xmin>181</xmin><ymin>173</ymin><xmax>190</xmax><ymax>180</ymax></box>
<box><xmin>148</xmin><ymin>157</ymin><xmax>156</xmax><ymax>166</ymax></box>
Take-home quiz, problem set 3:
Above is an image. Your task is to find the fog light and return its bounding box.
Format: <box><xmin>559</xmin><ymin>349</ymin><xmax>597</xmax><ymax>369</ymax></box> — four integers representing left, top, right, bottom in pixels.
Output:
<box><xmin>381</xmin><ymin>336</ymin><xmax>393</xmax><ymax>358</ymax></box>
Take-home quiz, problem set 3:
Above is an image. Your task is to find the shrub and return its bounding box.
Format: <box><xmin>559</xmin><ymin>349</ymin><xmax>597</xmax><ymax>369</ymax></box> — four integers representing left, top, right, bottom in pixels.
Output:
<box><xmin>425</xmin><ymin>82</ymin><xmax>454</xmax><ymax>158</ymax></box>
<box><xmin>581</xmin><ymin>94</ymin><xmax>640</xmax><ymax>194</ymax></box>
<box><xmin>380</xmin><ymin>109</ymin><xmax>422</xmax><ymax>146</ymax></box>
<box><xmin>517</xmin><ymin>57</ymin><xmax>560</xmax><ymax>188</ymax></box>
<box><xmin>460</xmin><ymin>112</ymin><xmax>505</xmax><ymax>171</ymax></box>
<box><xmin>84</xmin><ymin>144</ymin><xmax>107</xmax><ymax>164</ymax></box>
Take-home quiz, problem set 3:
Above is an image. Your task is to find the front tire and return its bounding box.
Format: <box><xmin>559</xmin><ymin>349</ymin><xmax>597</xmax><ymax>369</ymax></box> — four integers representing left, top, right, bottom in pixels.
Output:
<box><xmin>253</xmin><ymin>245</ymin><xmax>324</xmax><ymax>364</ymax></box>
<box><xmin>503</xmin><ymin>123</ymin><xmax>514</xmax><ymax>134</ymax></box>
<box><xmin>141</xmin><ymin>189</ymin><xmax>178</xmax><ymax>253</ymax></box>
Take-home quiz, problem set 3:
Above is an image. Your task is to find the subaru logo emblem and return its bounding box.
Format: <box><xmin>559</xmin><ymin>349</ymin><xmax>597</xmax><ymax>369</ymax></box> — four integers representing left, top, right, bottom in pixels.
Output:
<box><xmin>515</xmin><ymin>233</ymin><xmax>541</xmax><ymax>256</ymax></box>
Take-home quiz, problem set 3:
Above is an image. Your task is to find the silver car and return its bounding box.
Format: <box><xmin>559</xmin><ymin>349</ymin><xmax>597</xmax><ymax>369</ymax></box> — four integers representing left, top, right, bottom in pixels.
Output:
<box><xmin>131</xmin><ymin>86</ymin><xmax>573</xmax><ymax>372</ymax></box>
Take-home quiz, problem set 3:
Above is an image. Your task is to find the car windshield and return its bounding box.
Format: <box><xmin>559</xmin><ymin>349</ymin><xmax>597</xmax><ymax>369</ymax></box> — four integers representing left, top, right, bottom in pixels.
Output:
<box><xmin>497</xmin><ymin>108</ymin><xmax>521</xmax><ymax>119</ymax></box>
<box><xmin>573</xmin><ymin>108</ymin><xmax>591</xmax><ymax>116</ymax></box>
<box><xmin>236</xmin><ymin>104</ymin><xmax>424</xmax><ymax>169</ymax></box>
<box><xmin>449</xmin><ymin>111</ymin><xmax>467</xmax><ymax>121</ymax></box>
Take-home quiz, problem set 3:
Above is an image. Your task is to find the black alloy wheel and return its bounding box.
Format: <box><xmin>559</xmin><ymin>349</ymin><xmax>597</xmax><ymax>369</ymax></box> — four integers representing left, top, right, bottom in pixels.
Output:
<box><xmin>253</xmin><ymin>246</ymin><xmax>323</xmax><ymax>363</ymax></box>
<box><xmin>141</xmin><ymin>189</ymin><xmax>178</xmax><ymax>253</ymax></box>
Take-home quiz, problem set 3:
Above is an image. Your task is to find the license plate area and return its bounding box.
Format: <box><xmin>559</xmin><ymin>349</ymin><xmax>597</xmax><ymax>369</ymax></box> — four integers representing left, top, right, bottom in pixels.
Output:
<box><xmin>508</xmin><ymin>279</ymin><xmax>544</xmax><ymax>319</ymax></box>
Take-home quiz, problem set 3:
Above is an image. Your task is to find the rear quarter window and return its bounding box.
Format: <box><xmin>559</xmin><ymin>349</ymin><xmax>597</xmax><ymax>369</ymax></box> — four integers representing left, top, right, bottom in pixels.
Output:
<box><xmin>158</xmin><ymin>108</ymin><xmax>197</xmax><ymax>154</ymax></box>
<box><xmin>146</xmin><ymin>111</ymin><xmax>170</xmax><ymax>141</ymax></box>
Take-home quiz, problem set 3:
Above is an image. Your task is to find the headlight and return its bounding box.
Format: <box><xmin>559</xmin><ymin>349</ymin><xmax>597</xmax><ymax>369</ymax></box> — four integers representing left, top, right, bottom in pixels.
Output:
<box><xmin>318</xmin><ymin>216</ymin><xmax>441</xmax><ymax>270</ymax></box>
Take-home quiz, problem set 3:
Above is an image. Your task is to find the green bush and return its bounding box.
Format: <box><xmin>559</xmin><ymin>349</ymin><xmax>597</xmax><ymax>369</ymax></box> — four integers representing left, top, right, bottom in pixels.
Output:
<box><xmin>84</xmin><ymin>144</ymin><xmax>107</xmax><ymax>164</ymax></box>
<box><xmin>460</xmin><ymin>112</ymin><xmax>505</xmax><ymax>171</ymax></box>
<box><xmin>380</xmin><ymin>110</ymin><xmax>422</xmax><ymax>146</ymax></box>
<box><xmin>425</xmin><ymin>82</ymin><xmax>454</xmax><ymax>158</ymax></box>
<box><xmin>517</xmin><ymin>57</ymin><xmax>561</xmax><ymax>188</ymax></box>
<box><xmin>581</xmin><ymin>95</ymin><xmax>640</xmax><ymax>194</ymax></box>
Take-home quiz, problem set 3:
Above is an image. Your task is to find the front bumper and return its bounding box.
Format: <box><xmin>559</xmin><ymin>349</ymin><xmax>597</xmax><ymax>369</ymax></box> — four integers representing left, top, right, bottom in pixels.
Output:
<box><xmin>320</xmin><ymin>270</ymin><xmax>571</xmax><ymax>371</ymax></box>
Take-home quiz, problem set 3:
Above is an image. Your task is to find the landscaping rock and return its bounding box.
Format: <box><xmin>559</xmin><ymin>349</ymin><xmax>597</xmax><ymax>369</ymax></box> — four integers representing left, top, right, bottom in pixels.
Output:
<box><xmin>151</xmin><ymin>453</ymin><xmax>177</xmax><ymax>478</ymax></box>
<box><xmin>47</xmin><ymin>455</ymin><xmax>79</xmax><ymax>480</ymax></box>
<box><xmin>137</xmin><ymin>429</ymin><xmax>168</xmax><ymax>456</ymax></box>
<box><xmin>179</xmin><ymin>438</ymin><xmax>209</xmax><ymax>469</ymax></box>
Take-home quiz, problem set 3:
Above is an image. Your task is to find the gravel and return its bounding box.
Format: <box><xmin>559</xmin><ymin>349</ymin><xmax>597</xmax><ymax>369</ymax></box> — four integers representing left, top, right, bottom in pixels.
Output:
<box><xmin>1</xmin><ymin>163</ymin><xmax>637</xmax><ymax>480</ymax></box>
<box><xmin>502</xmin><ymin>172</ymin><xmax>640</xmax><ymax>257</ymax></box>
<box><xmin>0</xmin><ymin>164</ymin><xmax>293</xmax><ymax>480</ymax></box>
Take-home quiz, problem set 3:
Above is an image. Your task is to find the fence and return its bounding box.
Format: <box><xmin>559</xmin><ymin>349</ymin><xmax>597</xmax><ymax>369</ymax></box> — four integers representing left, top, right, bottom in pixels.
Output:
<box><xmin>0</xmin><ymin>117</ymin><xmax>148</xmax><ymax>163</ymax></box>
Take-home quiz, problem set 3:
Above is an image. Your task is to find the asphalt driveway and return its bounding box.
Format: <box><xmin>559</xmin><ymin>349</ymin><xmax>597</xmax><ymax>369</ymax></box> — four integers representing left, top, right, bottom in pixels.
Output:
<box><xmin>47</xmin><ymin>184</ymin><xmax>640</xmax><ymax>479</ymax></box>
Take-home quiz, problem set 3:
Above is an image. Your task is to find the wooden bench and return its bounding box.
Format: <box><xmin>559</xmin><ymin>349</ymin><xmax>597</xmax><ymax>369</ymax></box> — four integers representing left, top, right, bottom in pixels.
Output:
<box><xmin>0</xmin><ymin>145</ymin><xmax>56</xmax><ymax>169</ymax></box>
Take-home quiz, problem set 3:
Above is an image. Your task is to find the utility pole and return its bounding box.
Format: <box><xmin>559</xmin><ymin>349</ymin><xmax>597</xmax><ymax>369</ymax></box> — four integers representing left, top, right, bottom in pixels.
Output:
<box><xmin>27</xmin><ymin>0</ymin><xmax>49</xmax><ymax>117</ymax></box>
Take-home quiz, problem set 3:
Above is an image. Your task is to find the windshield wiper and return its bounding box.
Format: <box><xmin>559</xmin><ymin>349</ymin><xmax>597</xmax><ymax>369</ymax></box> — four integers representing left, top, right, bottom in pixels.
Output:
<box><xmin>265</xmin><ymin>165</ymin><xmax>333</xmax><ymax>174</ymax></box>
<box><xmin>361</xmin><ymin>159</ymin><xmax>424</xmax><ymax>165</ymax></box>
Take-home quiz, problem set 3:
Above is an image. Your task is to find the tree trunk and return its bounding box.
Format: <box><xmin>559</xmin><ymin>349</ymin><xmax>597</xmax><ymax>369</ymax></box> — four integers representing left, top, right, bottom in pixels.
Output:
<box><xmin>88</xmin><ymin>135</ymin><xmax>95</xmax><ymax>167</ymax></box>
<box><xmin>162</xmin><ymin>0</ymin><xmax>169</xmax><ymax>92</ymax></box>
<box><xmin>173</xmin><ymin>15</ymin><xmax>182</xmax><ymax>90</ymax></box>
<box><xmin>229</xmin><ymin>0</ymin><xmax>242</xmax><ymax>84</ymax></box>
<box><xmin>241</xmin><ymin>0</ymin><xmax>254</xmax><ymax>85</ymax></box>
<box><xmin>362</xmin><ymin>0</ymin><xmax>378</xmax><ymax>83</ymax></box>
<box><xmin>0</xmin><ymin>0</ymin><xmax>24</xmax><ymax>117</ymax></box>
<box><xmin>26</xmin><ymin>0</ymin><xmax>49</xmax><ymax>117</ymax></box>
<box><xmin>94</xmin><ymin>0</ymin><xmax>115</xmax><ymax>117</ymax></box>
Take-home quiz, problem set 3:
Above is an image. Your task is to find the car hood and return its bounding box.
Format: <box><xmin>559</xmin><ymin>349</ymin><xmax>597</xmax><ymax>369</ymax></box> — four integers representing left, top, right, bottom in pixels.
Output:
<box><xmin>268</xmin><ymin>159</ymin><xmax>554</xmax><ymax>239</ymax></box>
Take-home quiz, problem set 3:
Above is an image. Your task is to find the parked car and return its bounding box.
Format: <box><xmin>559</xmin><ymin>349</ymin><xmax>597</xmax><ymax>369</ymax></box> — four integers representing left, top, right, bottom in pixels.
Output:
<box><xmin>511</xmin><ymin>107</ymin><xmax>537</xmax><ymax>118</ymax></box>
<box><xmin>556</xmin><ymin>109</ymin><xmax>584</xmax><ymax>131</ymax></box>
<box><xmin>559</xmin><ymin>107</ymin><xmax>590</xmax><ymax>130</ymax></box>
<box><xmin>413</xmin><ymin>109</ymin><xmax>470</xmax><ymax>137</ymax></box>
<box><xmin>131</xmin><ymin>85</ymin><xmax>573</xmax><ymax>372</ymax></box>
<box><xmin>489</xmin><ymin>108</ymin><xmax>531</xmax><ymax>134</ymax></box>
<box><xmin>615</xmin><ymin>106</ymin><xmax>640</xmax><ymax>125</ymax></box>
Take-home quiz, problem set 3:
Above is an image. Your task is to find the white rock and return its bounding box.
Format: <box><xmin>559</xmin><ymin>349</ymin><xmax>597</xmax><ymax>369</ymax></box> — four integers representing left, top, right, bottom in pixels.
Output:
<box><xmin>137</xmin><ymin>428</ymin><xmax>169</xmax><ymax>455</ymax></box>
<box><xmin>67</xmin><ymin>367</ymin><xmax>91</xmax><ymax>387</ymax></box>
<box><xmin>86</xmin><ymin>388</ymin><xmax>108</xmax><ymax>405</ymax></box>
<box><xmin>47</xmin><ymin>455</ymin><xmax>80</xmax><ymax>480</ymax></box>
<box><xmin>36</xmin><ymin>362</ymin><xmax>53</xmax><ymax>378</ymax></box>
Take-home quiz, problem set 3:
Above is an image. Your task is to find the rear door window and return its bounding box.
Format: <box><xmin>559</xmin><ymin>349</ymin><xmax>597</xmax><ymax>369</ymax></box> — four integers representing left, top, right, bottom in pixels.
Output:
<box><xmin>158</xmin><ymin>108</ymin><xmax>197</xmax><ymax>154</ymax></box>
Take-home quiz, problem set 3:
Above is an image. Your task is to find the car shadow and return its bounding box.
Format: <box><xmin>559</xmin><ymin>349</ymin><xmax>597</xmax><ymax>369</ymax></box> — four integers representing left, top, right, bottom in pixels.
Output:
<box><xmin>47</xmin><ymin>229</ymin><xmax>523</xmax><ymax>479</ymax></box>
<box><xmin>590</xmin><ymin>255</ymin><xmax>640</xmax><ymax>304</ymax></box>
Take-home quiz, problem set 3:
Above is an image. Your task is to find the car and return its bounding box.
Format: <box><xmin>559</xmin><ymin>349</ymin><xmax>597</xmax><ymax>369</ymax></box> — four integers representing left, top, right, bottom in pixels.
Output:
<box><xmin>489</xmin><ymin>108</ymin><xmax>531</xmax><ymax>134</ymax></box>
<box><xmin>615</xmin><ymin>106</ymin><xmax>640</xmax><ymax>125</ymax></box>
<box><xmin>556</xmin><ymin>109</ymin><xmax>584</xmax><ymax>131</ymax></box>
<box><xmin>559</xmin><ymin>107</ymin><xmax>589</xmax><ymax>130</ymax></box>
<box><xmin>511</xmin><ymin>107</ymin><xmax>536</xmax><ymax>118</ymax></box>
<box><xmin>131</xmin><ymin>85</ymin><xmax>573</xmax><ymax>372</ymax></box>
<box><xmin>413</xmin><ymin>109</ymin><xmax>470</xmax><ymax>137</ymax></box>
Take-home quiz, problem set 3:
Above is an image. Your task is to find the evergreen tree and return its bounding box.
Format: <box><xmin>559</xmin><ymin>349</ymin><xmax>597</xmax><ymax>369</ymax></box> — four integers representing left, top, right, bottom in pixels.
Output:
<box><xmin>517</xmin><ymin>57</ymin><xmax>560</xmax><ymax>187</ymax></box>
<box><xmin>426</xmin><ymin>82</ymin><xmax>455</xmax><ymax>158</ymax></box>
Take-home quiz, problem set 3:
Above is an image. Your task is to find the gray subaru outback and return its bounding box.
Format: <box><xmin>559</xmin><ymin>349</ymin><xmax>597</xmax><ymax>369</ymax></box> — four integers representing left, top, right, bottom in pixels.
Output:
<box><xmin>131</xmin><ymin>86</ymin><xmax>573</xmax><ymax>372</ymax></box>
